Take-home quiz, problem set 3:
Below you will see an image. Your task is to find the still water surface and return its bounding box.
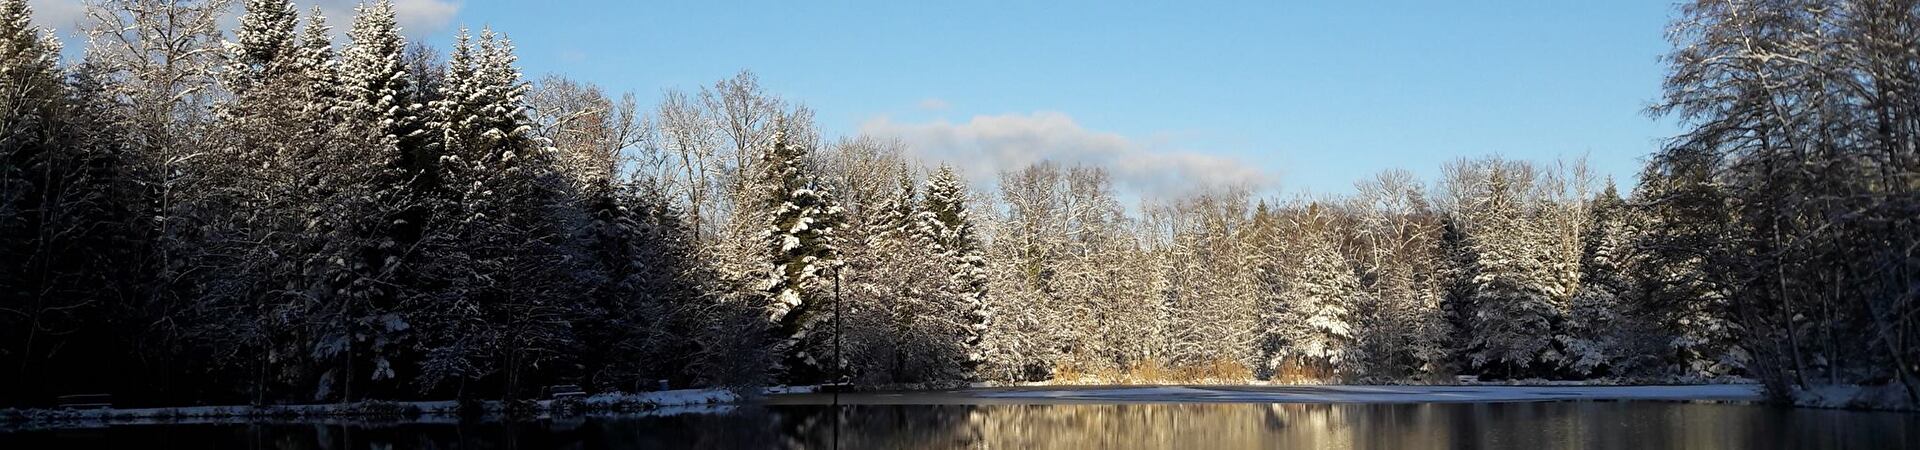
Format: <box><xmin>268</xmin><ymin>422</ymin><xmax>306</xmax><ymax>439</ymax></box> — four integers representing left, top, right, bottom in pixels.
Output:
<box><xmin>4</xmin><ymin>400</ymin><xmax>1917</xmax><ymax>449</ymax></box>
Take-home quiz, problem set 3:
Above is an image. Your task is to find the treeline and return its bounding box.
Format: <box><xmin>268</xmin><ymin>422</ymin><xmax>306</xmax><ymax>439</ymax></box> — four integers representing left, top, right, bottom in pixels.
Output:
<box><xmin>0</xmin><ymin>0</ymin><xmax>985</xmax><ymax>405</ymax></box>
<box><xmin>1642</xmin><ymin>0</ymin><xmax>1920</xmax><ymax>403</ymax></box>
<box><xmin>975</xmin><ymin>159</ymin><xmax>1735</xmax><ymax>385</ymax></box>
<box><xmin>1</xmin><ymin>0</ymin><xmax>1915</xmax><ymax>408</ymax></box>
<box><xmin>0</xmin><ymin>0</ymin><xmax>734</xmax><ymax>404</ymax></box>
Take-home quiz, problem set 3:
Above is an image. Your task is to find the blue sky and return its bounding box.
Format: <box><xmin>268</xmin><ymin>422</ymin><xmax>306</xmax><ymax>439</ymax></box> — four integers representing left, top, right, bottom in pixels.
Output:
<box><xmin>31</xmin><ymin>0</ymin><xmax>1684</xmax><ymax>197</ymax></box>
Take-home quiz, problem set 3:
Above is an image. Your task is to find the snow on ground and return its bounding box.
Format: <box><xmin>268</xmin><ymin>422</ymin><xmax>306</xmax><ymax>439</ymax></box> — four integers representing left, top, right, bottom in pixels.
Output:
<box><xmin>1</xmin><ymin>389</ymin><xmax>742</xmax><ymax>432</ymax></box>
<box><xmin>965</xmin><ymin>384</ymin><xmax>1764</xmax><ymax>404</ymax></box>
<box><xmin>0</xmin><ymin>401</ymin><xmax>458</xmax><ymax>432</ymax></box>
<box><xmin>5</xmin><ymin>384</ymin><xmax>1778</xmax><ymax>431</ymax></box>
<box><xmin>1790</xmin><ymin>384</ymin><xmax>1916</xmax><ymax>410</ymax></box>
<box><xmin>2</xmin><ymin>400</ymin><xmax>459</xmax><ymax>423</ymax></box>
<box><xmin>573</xmin><ymin>388</ymin><xmax>739</xmax><ymax>411</ymax></box>
<box><xmin>763</xmin><ymin>385</ymin><xmax>820</xmax><ymax>394</ymax></box>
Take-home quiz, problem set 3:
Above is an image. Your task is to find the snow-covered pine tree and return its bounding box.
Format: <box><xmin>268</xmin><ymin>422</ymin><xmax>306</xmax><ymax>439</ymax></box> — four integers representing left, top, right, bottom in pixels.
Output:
<box><xmin>418</xmin><ymin>28</ymin><xmax>582</xmax><ymax>398</ymax></box>
<box><xmin>399</xmin><ymin>27</ymin><xmax>487</xmax><ymax>391</ymax></box>
<box><xmin>1462</xmin><ymin>168</ymin><xmax>1559</xmax><ymax>378</ymax></box>
<box><xmin>294</xmin><ymin>6</ymin><xmax>341</xmax><ymax>120</ymax></box>
<box><xmin>1434</xmin><ymin>216</ymin><xmax>1477</xmax><ymax>375</ymax></box>
<box><xmin>334</xmin><ymin>9</ymin><xmax>436</xmax><ymax>388</ymax></box>
<box><xmin>0</xmin><ymin>0</ymin><xmax>56</xmax><ymax>81</ymax></box>
<box><xmin>846</xmin><ymin>166</ymin><xmax>958</xmax><ymax>382</ymax></box>
<box><xmin>0</xmin><ymin>0</ymin><xmax>64</xmax><ymax>180</ymax></box>
<box><xmin>814</xmin><ymin>165</ymin><xmax>892</xmax><ymax>383</ymax></box>
<box><xmin>214</xmin><ymin>0</ymin><xmax>304</xmax><ymax>183</ymax></box>
<box><xmin>222</xmin><ymin>0</ymin><xmax>297</xmax><ymax>94</ymax></box>
<box><xmin>209</xmin><ymin>0</ymin><xmax>430</xmax><ymax>402</ymax></box>
<box><xmin>474</xmin><ymin>31</ymin><xmax>540</xmax><ymax>154</ymax></box>
<box><xmin>918</xmin><ymin>165</ymin><xmax>990</xmax><ymax>380</ymax></box>
<box><xmin>282</xmin><ymin>4</ymin><xmax>427</xmax><ymax>402</ymax></box>
<box><xmin>341</xmin><ymin>0</ymin><xmax>430</xmax><ymax>175</ymax></box>
<box><xmin>1282</xmin><ymin>203</ymin><xmax>1358</xmax><ymax>378</ymax></box>
<box><xmin>434</xmin><ymin>27</ymin><xmax>481</xmax><ymax>163</ymax></box>
<box><xmin>872</xmin><ymin>167</ymin><xmax>919</xmax><ymax>240</ymax></box>
<box><xmin>214</xmin><ymin>0</ymin><xmax>305</xmax><ymax>177</ymax></box>
<box><xmin>756</xmin><ymin>124</ymin><xmax>845</xmax><ymax>383</ymax></box>
<box><xmin>616</xmin><ymin>187</ymin><xmax>716</xmax><ymax>388</ymax></box>
<box><xmin>0</xmin><ymin>0</ymin><xmax>63</xmax><ymax>245</ymax></box>
<box><xmin>200</xmin><ymin>0</ymin><xmax>322</xmax><ymax>403</ymax></box>
<box><xmin>1559</xmin><ymin>180</ymin><xmax>1633</xmax><ymax>376</ymax></box>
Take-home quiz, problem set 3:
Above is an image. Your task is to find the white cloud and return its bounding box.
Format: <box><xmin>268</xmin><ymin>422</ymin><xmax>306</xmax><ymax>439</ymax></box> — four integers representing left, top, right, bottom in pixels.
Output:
<box><xmin>387</xmin><ymin>0</ymin><xmax>459</xmax><ymax>34</ymax></box>
<box><xmin>859</xmin><ymin>111</ymin><xmax>1270</xmax><ymax>200</ymax></box>
<box><xmin>310</xmin><ymin>0</ymin><xmax>462</xmax><ymax>37</ymax></box>
<box><xmin>25</xmin><ymin>0</ymin><xmax>88</xmax><ymax>36</ymax></box>
<box><xmin>916</xmin><ymin>98</ymin><xmax>951</xmax><ymax>111</ymax></box>
<box><xmin>25</xmin><ymin>0</ymin><xmax>461</xmax><ymax>46</ymax></box>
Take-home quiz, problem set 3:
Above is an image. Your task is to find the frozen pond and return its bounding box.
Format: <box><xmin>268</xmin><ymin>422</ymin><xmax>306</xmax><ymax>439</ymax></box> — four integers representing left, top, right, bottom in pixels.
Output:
<box><xmin>4</xmin><ymin>386</ymin><xmax>1916</xmax><ymax>449</ymax></box>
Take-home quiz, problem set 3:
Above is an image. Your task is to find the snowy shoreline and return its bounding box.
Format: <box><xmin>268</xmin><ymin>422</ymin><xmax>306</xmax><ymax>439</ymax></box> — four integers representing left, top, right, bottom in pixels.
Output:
<box><xmin>0</xmin><ymin>388</ymin><xmax>739</xmax><ymax>432</ymax></box>
<box><xmin>15</xmin><ymin>382</ymin><xmax>1915</xmax><ymax>432</ymax></box>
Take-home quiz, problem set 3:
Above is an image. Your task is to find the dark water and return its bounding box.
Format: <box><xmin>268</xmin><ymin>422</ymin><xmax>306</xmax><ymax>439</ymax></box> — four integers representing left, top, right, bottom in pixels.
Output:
<box><xmin>4</xmin><ymin>401</ymin><xmax>1917</xmax><ymax>449</ymax></box>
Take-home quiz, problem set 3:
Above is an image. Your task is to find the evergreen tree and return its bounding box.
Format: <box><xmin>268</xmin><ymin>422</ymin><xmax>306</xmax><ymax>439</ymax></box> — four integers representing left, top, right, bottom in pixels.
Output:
<box><xmin>418</xmin><ymin>28</ymin><xmax>581</xmax><ymax>398</ymax></box>
<box><xmin>276</xmin><ymin>5</ymin><xmax>420</xmax><ymax>402</ymax></box>
<box><xmin>757</xmin><ymin>125</ymin><xmax>844</xmax><ymax>383</ymax></box>
<box><xmin>1559</xmin><ymin>181</ymin><xmax>1632</xmax><ymax>376</ymax></box>
<box><xmin>844</xmin><ymin>168</ymin><xmax>956</xmax><ymax>382</ymax></box>
<box><xmin>333</xmin><ymin>10</ymin><xmax>434</xmax><ymax>399</ymax></box>
<box><xmin>868</xmin><ymin>171</ymin><xmax>925</xmax><ymax>381</ymax></box>
<box><xmin>223</xmin><ymin>0</ymin><xmax>298</xmax><ymax>94</ymax></box>
<box><xmin>1283</xmin><ymin>204</ymin><xmax>1358</xmax><ymax>377</ymax></box>
<box><xmin>0</xmin><ymin>0</ymin><xmax>65</xmax><ymax>215</ymax></box>
<box><xmin>918</xmin><ymin>165</ymin><xmax>990</xmax><ymax>380</ymax></box>
<box><xmin>294</xmin><ymin>6</ymin><xmax>341</xmax><ymax>120</ymax></box>
<box><xmin>341</xmin><ymin>0</ymin><xmax>430</xmax><ymax>175</ymax></box>
<box><xmin>0</xmin><ymin>0</ymin><xmax>56</xmax><ymax>84</ymax></box>
<box><xmin>1434</xmin><ymin>216</ymin><xmax>1477</xmax><ymax>375</ymax></box>
<box><xmin>1463</xmin><ymin>170</ymin><xmax>1559</xmax><ymax>378</ymax></box>
<box><xmin>199</xmin><ymin>0</ymin><xmax>317</xmax><ymax>403</ymax></box>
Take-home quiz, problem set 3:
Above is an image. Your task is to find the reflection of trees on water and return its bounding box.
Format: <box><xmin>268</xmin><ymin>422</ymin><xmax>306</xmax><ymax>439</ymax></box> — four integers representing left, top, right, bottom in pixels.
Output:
<box><xmin>11</xmin><ymin>402</ymin><xmax>1918</xmax><ymax>449</ymax></box>
<box><xmin>775</xmin><ymin>405</ymin><xmax>982</xmax><ymax>449</ymax></box>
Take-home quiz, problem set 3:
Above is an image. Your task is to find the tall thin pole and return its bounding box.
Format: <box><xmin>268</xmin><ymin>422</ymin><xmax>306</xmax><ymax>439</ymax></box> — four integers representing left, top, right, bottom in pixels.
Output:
<box><xmin>833</xmin><ymin>267</ymin><xmax>843</xmax><ymax>450</ymax></box>
<box><xmin>835</xmin><ymin>266</ymin><xmax>844</xmax><ymax>384</ymax></box>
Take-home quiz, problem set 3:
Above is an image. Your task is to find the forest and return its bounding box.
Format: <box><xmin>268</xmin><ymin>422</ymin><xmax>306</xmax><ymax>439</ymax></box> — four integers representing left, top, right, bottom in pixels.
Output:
<box><xmin>1</xmin><ymin>0</ymin><xmax>1916</xmax><ymax>409</ymax></box>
